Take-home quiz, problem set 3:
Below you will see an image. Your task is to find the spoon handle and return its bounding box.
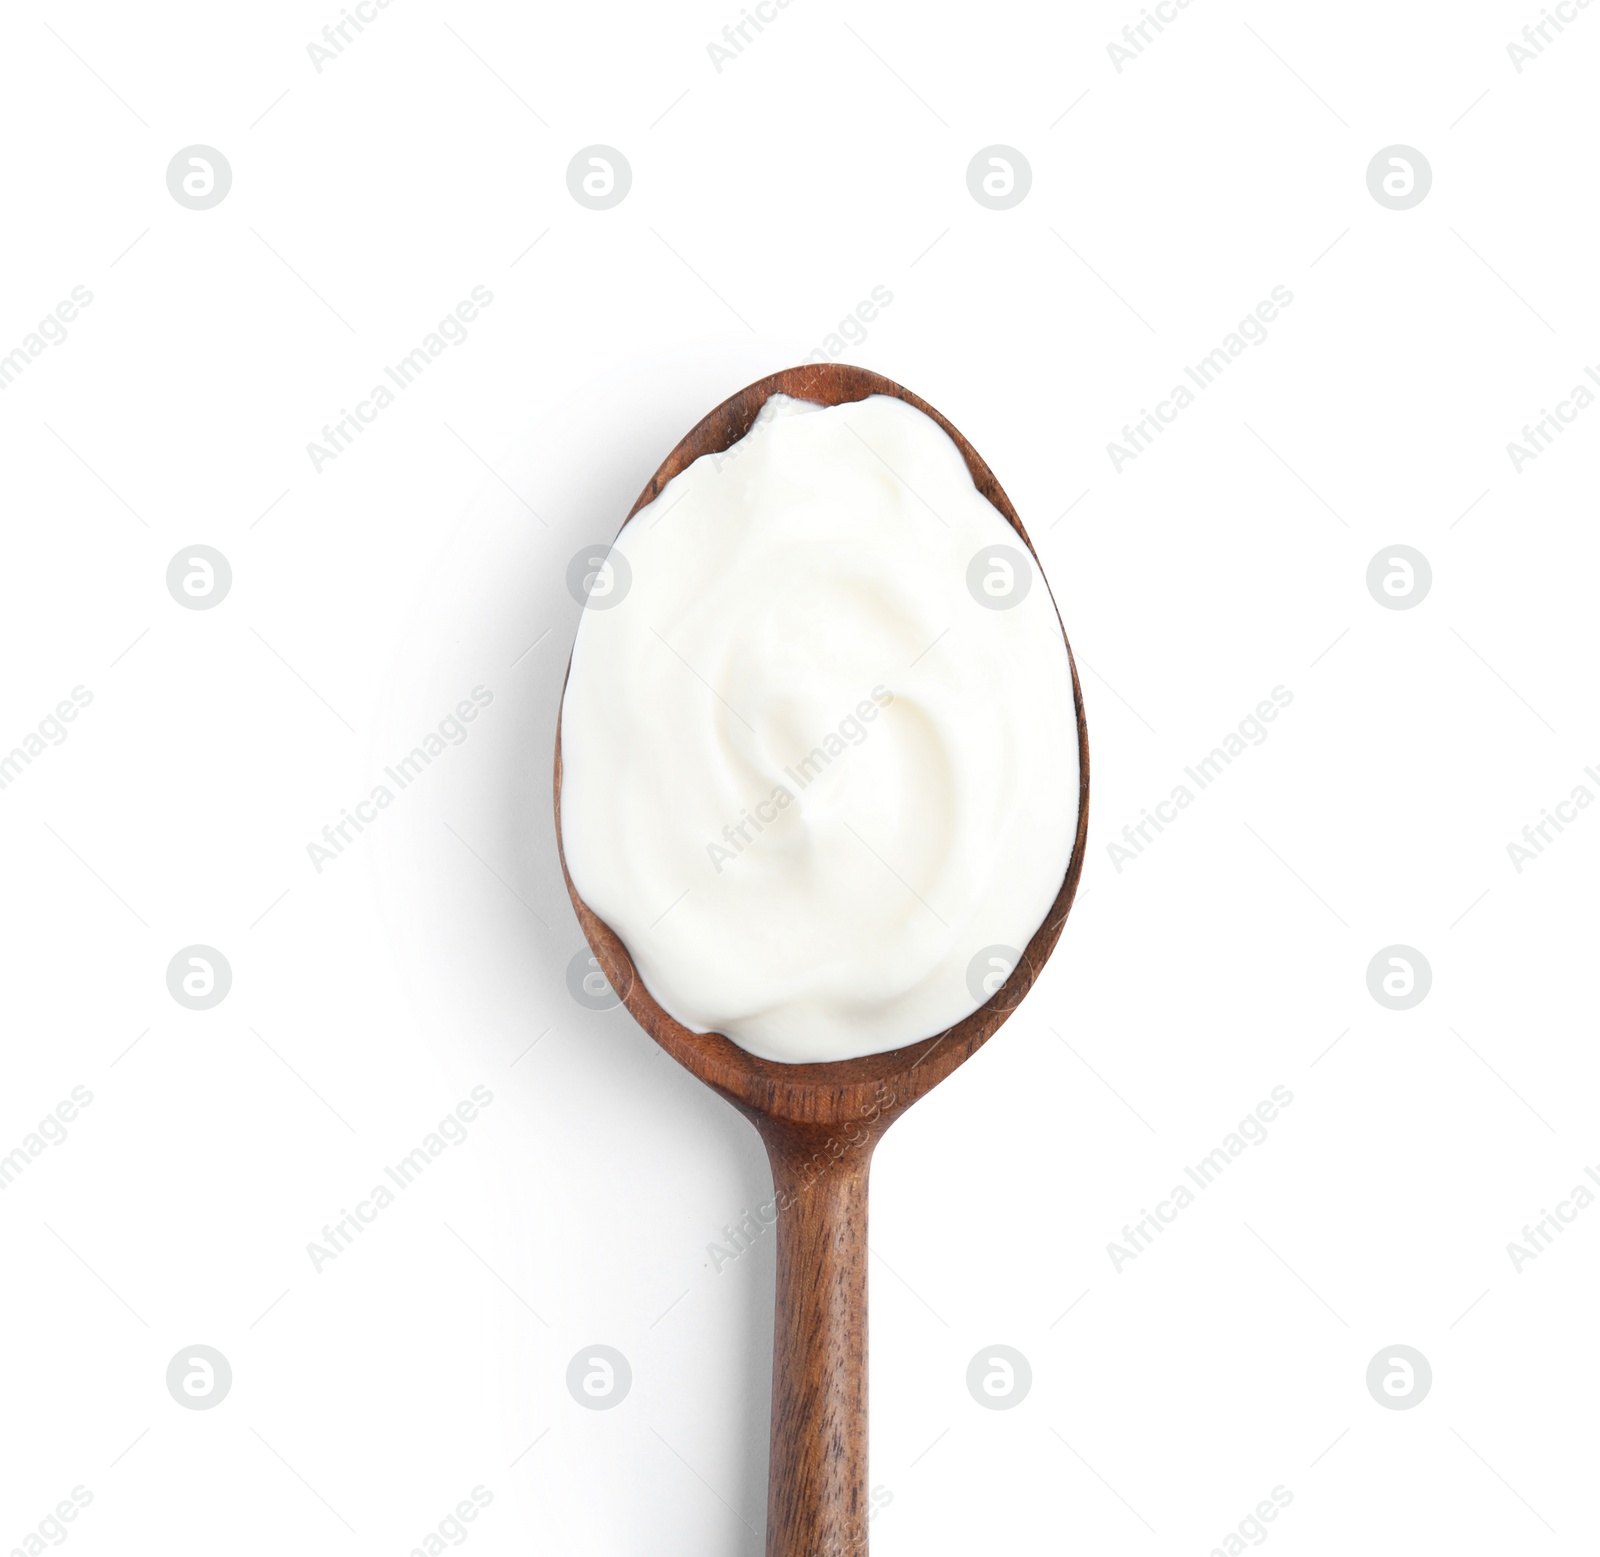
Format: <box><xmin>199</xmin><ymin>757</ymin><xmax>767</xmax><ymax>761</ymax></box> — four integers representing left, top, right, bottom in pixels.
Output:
<box><xmin>759</xmin><ymin>1119</ymin><xmax>876</xmax><ymax>1557</ymax></box>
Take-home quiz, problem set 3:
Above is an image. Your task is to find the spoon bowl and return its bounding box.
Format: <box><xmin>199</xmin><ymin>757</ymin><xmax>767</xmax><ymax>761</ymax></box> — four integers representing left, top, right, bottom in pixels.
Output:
<box><xmin>554</xmin><ymin>362</ymin><xmax>1089</xmax><ymax>1557</ymax></box>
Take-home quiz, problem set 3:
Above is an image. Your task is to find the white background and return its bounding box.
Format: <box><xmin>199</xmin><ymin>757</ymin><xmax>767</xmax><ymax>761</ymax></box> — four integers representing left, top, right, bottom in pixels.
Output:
<box><xmin>2</xmin><ymin>1</ymin><xmax>1597</xmax><ymax>1553</ymax></box>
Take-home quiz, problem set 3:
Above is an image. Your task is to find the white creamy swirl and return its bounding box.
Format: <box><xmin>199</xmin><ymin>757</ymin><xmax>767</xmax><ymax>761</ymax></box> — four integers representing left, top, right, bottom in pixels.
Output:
<box><xmin>559</xmin><ymin>394</ymin><xmax>1078</xmax><ymax>1063</ymax></box>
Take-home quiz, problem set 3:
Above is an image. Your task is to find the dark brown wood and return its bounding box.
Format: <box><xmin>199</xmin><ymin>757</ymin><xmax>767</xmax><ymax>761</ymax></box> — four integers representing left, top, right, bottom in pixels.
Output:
<box><xmin>762</xmin><ymin>1117</ymin><xmax>875</xmax><ymax>1557</ymax></box>
<box><xmin>553</xmin><ymin>362</ymin><xmax>1090</xmax><ymax>1557</ymax></box>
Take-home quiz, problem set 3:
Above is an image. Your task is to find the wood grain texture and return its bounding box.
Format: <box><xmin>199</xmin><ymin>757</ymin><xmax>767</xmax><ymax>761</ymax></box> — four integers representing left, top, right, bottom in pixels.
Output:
<box><xmin>762</xmin><ymin>1118</ymin><xmax>875</xmax><ymax>1557</ymax></box>
<box><xmin>553</xmin><ymin>362</ymin><xmax>1090</xmax><ymax>1556</ymax></box>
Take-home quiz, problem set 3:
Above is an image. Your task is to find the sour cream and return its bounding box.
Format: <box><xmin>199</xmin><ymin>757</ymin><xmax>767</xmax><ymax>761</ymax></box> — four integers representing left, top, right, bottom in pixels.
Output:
<box><xmin>559</xmin><ymin>393</ymin><xmax>1078</xmax><ymax>1063</ymax></box>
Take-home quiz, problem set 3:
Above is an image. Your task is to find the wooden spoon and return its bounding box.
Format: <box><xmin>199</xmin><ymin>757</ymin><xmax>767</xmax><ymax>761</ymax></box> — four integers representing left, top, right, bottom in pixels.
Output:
<box><xmin>553</xmin><ymin>362</ymin><xmax>1090</xmax><ymax>1557</ymax></box>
